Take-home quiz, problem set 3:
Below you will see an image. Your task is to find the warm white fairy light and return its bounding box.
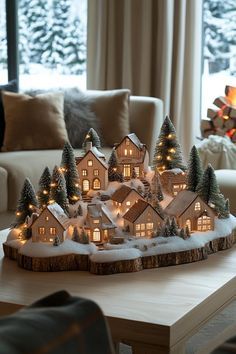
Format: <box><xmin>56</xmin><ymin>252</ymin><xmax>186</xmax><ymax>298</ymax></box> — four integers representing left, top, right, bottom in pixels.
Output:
<box><xmin>43</xmin><ymin>190</ymin><xmax>48</xmax><ymax>195</ymax></box>
<box><xmin>157</xmin><ymin>155</ymin><xmax>161</xmax><ymax>160</ymax></box>
<box><xmin>16</xmin><ymin>211</ymin><xmax>21</xmax><ymax>216</ymax></box>
<box><xmin>168</xmin><ymin>134</ymin><xmax>173</xmax><ymax>139</ymax></box>
<box><xmin>29</xmin><ymin>204</ymin><xmax>33</xmax><ymax>209</ymax></box>
<box><xmin>158</xmin><ymin>142</ymin><xmax>163</xmax><ymax>146</ymax></box>
<box><xmin>167</xmin><ymin>156</ymin><xmax>171</xmax><ymax>161</ymax></box>
<box><xmin>49</xmin><ymin>199</ymin><xmax>55</xmax><ymax>204</ymax></box>
<box><xmin>169</xmin><ymin>148</ymin><xmax>175</xmax><ymax>153</ymax></box>
<box><xmin>75</xmin><ymin>183</ymin><xmax>79</xmax><ymax>187</ymax></box>
<box><xmin>50</xmin><ymin>183</ymin><xmax>56</xmax><ymax>187</ymax></box>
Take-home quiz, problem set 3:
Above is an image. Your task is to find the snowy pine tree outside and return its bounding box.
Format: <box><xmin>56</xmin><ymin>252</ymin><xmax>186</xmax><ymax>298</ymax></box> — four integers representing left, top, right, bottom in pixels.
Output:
<box><xmin>0</xmin><ymin>0</ymin><xmax>87</xmax><ymax>90</ymax></box>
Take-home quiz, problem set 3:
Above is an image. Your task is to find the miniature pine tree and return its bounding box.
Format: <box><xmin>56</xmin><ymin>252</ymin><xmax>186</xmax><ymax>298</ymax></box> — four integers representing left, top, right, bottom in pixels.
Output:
<box><xmin>12</xmin><ymin>178</ymin><xmax>38</xmax><ymax>228</ymax></box>
<box><xmin>108</xmin><ymin>149</ymin><xmax>119</xmax><ymax>181</ymax></box>
<box><xmin>20</xmin><ymin>225</ymin><xmax>32</xmax><ymax>240</ymax></box>
<box><xmin>185</xmin><ymin>225</ymin><xmax>190</xmax><ymax>238</ymax></box>
<box><xmin>37</xmin><ymin>167</ymin><xmax>51</xmax><ymax>209</ymax></box>
<box><xmin>151</xmin><ymin>173</ymin><xmax>164</xmax><ymax>202</ymax></box>
<box><xmin>72</xmin><ymin>226</ymin><xmax>80</xmax><ymax>242</ymax></box>
<box><xmin>50</xmin><ymin>165</ymin><xmax>68</xmax><ymax>213</ymax></box>
<box><xmin>169</xmin><ymin>217</ymin><xmax>178</xmax><ymax>236</ymax></box>
<box><xmin>79</xmin><ymin>228</ymin><xmax>89</xmax><ymax>244</ymax></box>
<box><xmin>162</xmin><ymin>217</ymin><xmax>171</xmax><ymax>237</ymax></box>
<box><xmin>131</xmin><ymin>167</ymin><xmax>137</xmax><ymax>179</ymax></box>
<box><xmin>53</xmin><ymin>235</ymin><xmax>60</xmax><ymax>246</ymax></box>
<box><xmin>219</xmin><ymin>198</ymin><xmax>230</xmax><ymax>219</ymax></box>
<box><xmin>179</xmin><ymin>228</ymin><xmax>186</xmax><ymax>240</ymax></box>
<box><xmin>196</xmin><ymin>164</ymin><xmax>226</xmax><ymax>214</ymax></box>
<box><xmin>145</xmin><ymin>189</ymin><xmax>152</xmax><ymax>203</ymax></box>
<box><xmin>61</xmin><ymin>142</ymin><xmax>81</xmax><ymax>204</ymax></box>
<box><xmin>82</xmin><ymin>128</ymin><xmax>101</xmax><ymax>150</ymax></box>
<box><xmin>152</xmin><ymin>196</ymin><xmax>164</xmax><ymax>218</ymax></box>
<box><xmin>152</xmin><ymin>116</ymin><xmax>186</xmax><ymax>172</ymax></box>
<box><xmin>77</xmin><ymin>204</ymin><xmax>83</xmax><ymax>216</ymax></box>
<box><xmin>186</xmin><ymin>145</ymin><xmax>203</xmax><ymax>192</ymax></box>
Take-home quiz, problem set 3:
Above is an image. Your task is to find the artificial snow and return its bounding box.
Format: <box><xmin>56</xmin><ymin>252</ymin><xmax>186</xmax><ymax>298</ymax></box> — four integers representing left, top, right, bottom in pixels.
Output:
<box><xmin>6</xmin><ymin>228</ymin><xmax>22</xmax><ymax>241</ymax></box>
<box><xmin>19</xmin><ymin>238</ymin><xmax>97</xmax><ymax>258</ymax></box>
<box><xmin>90</xmin><ymin>248</ymin><xmax>141</xmax><ymax>263</ymax></box>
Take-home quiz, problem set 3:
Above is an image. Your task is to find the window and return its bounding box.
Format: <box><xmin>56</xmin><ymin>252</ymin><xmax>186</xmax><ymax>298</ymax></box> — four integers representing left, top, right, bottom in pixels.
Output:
<box><xmin>195</xmin><ymin>202</ymin><xmax>201</xmax><ymax>211</ymax></box>
<box><xmin>129</xmin><ymin>149</ymin><xmax>133</xmax><ymax>155</ymax></box>
<box><xmin>82</xmin><ymin>179</ymin><xmax>89</xmax><ymax>191</ymax></box>
<box><xmin>93</xmin><ymin>219</ymin><xmax>99</xmax><ymax>224</ymax></box>
<box><xmin>0</xmin><ymin>0</ymin><xmax>7</xmax><ymax>81</ymax></box>
<box><xmin>88</xmin><ymin>160</ymin><xmax>93</xmax><ymax>166</ymax></box>
<box><xmin>93</xmin><ymin>228</ymin><xmax>101</xmax><ymax>242</ymax></box>
<box><xmin>202</xmin><ymin>0</ymin><xmax>236</xmax><ymax>119</ymax></box>
<box><xmin>134</xmin><ymin>167</ymin><xmax>140</xmax><ymax>177</ymax></box>
<box><xmin>136</xmin><ymin>224</ymin><xmax>140</xmax><ymax>231</ymax></box>
<box><xmin>45</xmin><ymin>216</ymin><xmax>49</xmax><ymax>221</ymax></box>
<box><xmin>50</xmin><ymin>227</ymin><xmax>56</xmax><ymax>235</ymax></box>
<box><xmin>141</xmin><ymin>223</ymin><xmax>145</xmax><ymax>230</ymax></box>
<box><xmin>186</xmin><ymin>219</ymin><xmax>191</xmax><ymax>232</ymax></box>
<box><xmin>93</xmin><ymin>178</ymin><xmax>100</xmax><ymax>190</ymax></box>
<box><xmin>146</xmin><ymin>223</ymin><xmax>153</xmax><ymax>230</ymax></box>
<box><xmin>197</xmin><ymin>215</ymin><xmax>211</xmax><ymax>231</ymax></box>
<box><xmin>39</xmin><ymin>227</ymin><xmax>45</xmax><ymax>235</ymax></box>
<box><xmin>82</xmin><ymin>169</ymin><xmax>88</xmax><ymax>176</ymax></box>
<box><xmin>124</xmin><ymin>149</ymin><xmax>128</xmax><ymax>156</ymax></box>
<box><xmin>123</xmin><ymin>164</ymin><xmax>131</xmax><ymax>177</ymax></box>
<box><xmin>93</xmin><ymin>169</ymin><xmax>99</xmax><ymax>176</ymax></box>
<box><xmin>173</xmin><ymin>184</ymin><xmax>186</xmax><ymax>196</ymax></box>
<box><xmin>126</xmin><ymin>201</ymin><xmax>131</xmax><ymax>206</ymax></box>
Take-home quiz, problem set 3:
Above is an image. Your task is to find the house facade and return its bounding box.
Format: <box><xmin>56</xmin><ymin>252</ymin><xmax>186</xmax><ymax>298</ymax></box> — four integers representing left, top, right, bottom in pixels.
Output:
<box><xmin>31</xmin><ymin>207</ymin><xmax>65</xmax><ymax>243</ymax></box>
<box><xmin>123</xmin><ymin>199</ymin><xmax>164</xmax><ymax>237</ymax></box>
<box><xmin>114</xmin><ymin>133</ymin><xmax>149</xmax><ymax>179</ymax></box>
<box><xmin>160</xmin><ymin>169</ymin><xmax>187</xmax><ymax>196</ymax></box>
<box><xmin>111</xmin><ymin>185</ymin><xmax>144</xmax><ymax>215</ymax></box>
<box><xmin>165</xmin><ymin>190</ymin><xmax>215</xmax><ymax>232</ymax></box>
<box><xmin>84</xmin><ymin>204</ymin><xmax>116</xmax><ymax>244</ymax></box>
<box><xmin>76</xmin><ymin>149</ymin><xmax>108</xmax><ymax>193</ymax></box>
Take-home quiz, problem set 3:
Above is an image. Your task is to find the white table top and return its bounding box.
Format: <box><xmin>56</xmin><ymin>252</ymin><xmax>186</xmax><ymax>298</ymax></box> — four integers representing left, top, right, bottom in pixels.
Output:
<box><xmin>0</xmin><ymin>229</ymin><xmax>235</xmax><ymax>350</ymax></box>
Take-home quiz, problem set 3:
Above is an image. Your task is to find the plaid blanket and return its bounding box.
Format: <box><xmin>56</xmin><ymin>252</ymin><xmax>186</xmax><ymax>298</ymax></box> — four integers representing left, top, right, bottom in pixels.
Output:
<box><xmin>0</xmin><ymin>290</ymin><xmax>114</xmax><ymax>354</ymax></box>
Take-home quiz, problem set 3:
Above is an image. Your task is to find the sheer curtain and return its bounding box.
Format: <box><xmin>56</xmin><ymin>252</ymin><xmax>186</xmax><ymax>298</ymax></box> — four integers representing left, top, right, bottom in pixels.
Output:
<box><xmin>87</xmin><ymin>0</ymin><xmax>202</xmax><ymax>159</ymax></box>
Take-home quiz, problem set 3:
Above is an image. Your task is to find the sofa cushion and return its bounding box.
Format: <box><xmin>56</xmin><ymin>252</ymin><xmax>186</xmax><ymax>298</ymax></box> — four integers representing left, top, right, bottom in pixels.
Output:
<box><xmin>1</xmin><ymin>91</ymin><xmax>68</xmax><ymax>151</ymax></box>
<box><xmin>0</xmin><ymin>80</ymin><xmax>18</xmax><ymax>149</ymax></box>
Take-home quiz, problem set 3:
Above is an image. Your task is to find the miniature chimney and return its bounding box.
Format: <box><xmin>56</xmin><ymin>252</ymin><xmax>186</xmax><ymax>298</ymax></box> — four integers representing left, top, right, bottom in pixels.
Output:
<box><xmin>86</xmin><ymin>141</ymin><xmax>93</xmax><ymax>152</ymax></box>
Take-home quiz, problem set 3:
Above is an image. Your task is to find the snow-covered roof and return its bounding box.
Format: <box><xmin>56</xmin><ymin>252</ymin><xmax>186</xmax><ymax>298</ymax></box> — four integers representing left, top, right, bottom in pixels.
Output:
<box><xmin>111</xmin><ymin>185</ymin><xmax>140</xmax><ymax>203</ymax></box>
<box><xmin>87</xmin><ymin>204</ymin><xmax>116</xmax><ymax>228</ymax></box>
<box><xmin>115</xmin><ymin>133</ymin><xmax>146</xmax><ymax>151</ymax></box>
<box><xmin>31</xmin><ymin>205</ymin><xmax>66</xmax><ymax>230</ymax></box>
<box><xmin>76</xmin><ymin>149</ymin><xmax>108</xmax><ymax>169</ymax></box>
<box><xmin>161</xmin><ymin>168</ymin><xmax>185</xmax><ymax>175</ymax></box>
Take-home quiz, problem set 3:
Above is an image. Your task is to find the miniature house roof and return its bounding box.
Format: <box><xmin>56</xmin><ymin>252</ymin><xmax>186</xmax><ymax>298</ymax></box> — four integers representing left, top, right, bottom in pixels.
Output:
<box><xmin>76</xmin><ymin>149</ymin><xmax>108</xmax><ymax>169</ymax></box>
<box><xmin>111</xmin><ymin>185</ymin><xmax>141</xmax><ymax>203</ymax></box>
<box><xmin>123</xmin><ymin>199</ymin><xmax>163</xmax><ymax>223</ymax></box>
<box><xmin>87</xmin><ymin>204</ymin><xmax>116</xmax><ymax>228</ymax></box>
<box><xmin>161</xmin><ymin>168</ymin><xmax>185</xmax><ymax>176</ymax></box>
<box><xmin>31</xmin><ymin>206</ymin><xmax>66</xmax><ymax>230</ymax></box>
<box><xmin>164</xmin><ymin>190</ymin><xmax>212</xmax><ymax>218</ymax></box>
<box><xmin>115</xmin><ymin>133</ymin><xmax>146</xmax><ymax>151</ymax></box>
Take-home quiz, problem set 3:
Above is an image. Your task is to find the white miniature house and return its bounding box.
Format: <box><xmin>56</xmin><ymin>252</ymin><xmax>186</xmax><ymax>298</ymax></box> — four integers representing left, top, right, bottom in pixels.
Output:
<box><xmin>31</xmin><ymin>207</ymin><xmax>65</xmax><ymax>243</ymax></box>
<box><xmin>114</xmin><ymin>133</ymin><xmax>149</xmax><ymax>179</ymax></box>
<box><xmin>76</xmin><ymin>143</ymin><xmax>108</xmax><ymax>193</ymax></box>
<box><xmin>160</xmin><ymin>169</ymin><xmax>187</xmax><ymax>196</ymax></box>
<box><xmin>111</xmin><ymin>185</ymin><xmax>144</xmax><ymax>215</ymax></box>
<box><xmin>165</xmin><ymin>190</ymin><xmax>215</xmax><ymax>232</ymax></box>
<box><xmin>123</xmin><ymin>199</ymin><xmax>164</xmax><ymax>237</ymax></box>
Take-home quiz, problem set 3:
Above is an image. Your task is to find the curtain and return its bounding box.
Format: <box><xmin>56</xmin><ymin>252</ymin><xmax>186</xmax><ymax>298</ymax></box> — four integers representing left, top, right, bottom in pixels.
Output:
<box><xmin>87</xmin><ymin>0</ymin><xmax>203</xmax><ymax>160</ymax></box>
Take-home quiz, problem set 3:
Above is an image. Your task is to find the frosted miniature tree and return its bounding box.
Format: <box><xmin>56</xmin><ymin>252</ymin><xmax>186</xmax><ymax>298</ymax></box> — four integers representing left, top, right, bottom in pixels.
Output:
<box><xmin>53</xmin><ymin>235</ymin><xmax>60</xmax><ymax>246</ymax></box>
<box><xmin>186</xmin><ymin>146</ymin><xmax>203</xmax><ymax>192</ymax></box>
<box><xmin>169</xmin><ymin>217</ymin><xmax>178</xmax><ymax>236</ymax></box>
<box><xmin>79</xmin><ymin>229</ymin><xmax>89</xmax><ymax>244</ymax></box>
<box><xmin>162</xmin><ymin>218</ymin><xmax>171</xmax><ymax>237</ymax></box>
<box><xmin>151</xmin><ymin>173</ymin><xmax>164</xmax><ymax>201</ymax></box>
<box><xmin>82</xmin><ymin>128</ymin><xmax>101</xmax><ymax>150</ymax></box>
<box><xmin>61</xmin><ymin>142</ymin><xmax>81</xmax><ymax>204</ymax></box>
<box><xmin>77</xmin><ymin>204</ymin><xmax>83</xmax><ymax>216</ymax></box>
<box><xmin>152</xmin><ymin>197</ymin><xmax>164</xmax><ymax>218</ymax></box>
<box><xmin>108</xmin><ymin>149</ymin><xmax>124</xmax><ymax>182</ymax></box>
<box><xmin>196</xmin><ymin>164</ymin><xmax>226</xmax><ymax>215</ymax></box>
<box><xmin>72</xmin><ymin>226</ymin><xmax>80</xmax><ymax>242</ymax></box>
<box><xmin>152</xmin><ymin>116</ymin><xmax>186</xmax><ymax>172</ymax></box>
<box><xmin>179</xmin><ymin>228</ymin><xmax>187</xmax><ymax>240</ymax></box>
<box><xmin>219</xmin><ymin>198</ymin><xmax>230</xmax><ymax>219</ymax></box>
<box><xmin>37</xmin><ymin>167</ymin><xmax>51</xmax><ymax>209</ymax></box>
<box><xmin>185</xmin><ymin>225</ymin><xmax>190</xmax><ymax>238</ymax></box>
<box><xmin>12</xmin><ymin>178</ymin><xmax>38</xmax><ymax>228</ymax></box>
<box><xmin>50</xmin><ymin>166</ymin><xmax>68</xmax><ymax>213</ymax></box>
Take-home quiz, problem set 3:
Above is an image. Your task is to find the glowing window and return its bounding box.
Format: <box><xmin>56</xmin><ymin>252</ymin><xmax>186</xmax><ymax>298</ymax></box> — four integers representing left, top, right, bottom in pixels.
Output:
<box><xmin>49</xmin><ymin>238</ymin><xmax>54</xmax><ymax>242</ymax></box>
<box><xmin>146</xmin><ymin>223</ymin><xmax>153</xmax><ymax>230</ymax></box>
<box><xmin>136</xmin><ymin>224</ymin><xmax>140</xmax><ymax>231</ymax></box>
<box><xmin>93</xmin><ymin>178</ymin><xmax>101</xmax><ymax>190</ymax></box>
<box><xmin>140</xmin><ymin>231</ymin><xmax>145</xmax><ymax>237</ymax></box>
<box><xmin>93</xmin><ymin>169</ymin><xmax>99</xmax><ymax>176</ymax></box>
<box><xmin>93</xmin><ymin>228</ymin><xmax>101</xmax><ymax>242</ymax></box>
<box><xmin>39</xmin><ymin>227</ymin><xmax>45</xmax><ymax>235</ymax></box>
<box><xmin>195</xmin><ymin>202</ymin><xmax>201</xmax><ymax>211</ymax></box>
<box><xmin>186</xmin><ymin>219</ymin><xmax>191</xmax><ymax>231</ymax></box>
<box><xmin>82</xmin><ymin>179</ymin><xmax>90</xmax><ymax>192</ymax></box>
<box><xmin>45</xmin><ymin>216</ymin><xmax>49</xmax><ymax>221</ymax></box>
<box><xmin>126</xmin><ymin>201</ymin><xmax>131</xmax><ymax>206</ymax></box>
<box><xmin>93</xmin><ymin>219</ymin><xmax>99</xmax><ymax>224</ymax></box>
<box><xmin>82</xmin><ymin>169</ymin><xmax>88</xmax><ymax>176</ymax></box>
<box><xmin>88</xmin><ymin>160</ymin><xmax>93</xmax><ymax>166</ymax></box>
<box><xmin>134</xmin><ymin>167</ymin><xmax>140</xmax><ymax>177</ymax></box>
<box><xmin>50</xmin><ymin>227</ymin><xmax>56</xmax><ymax>235</ymax></box>
<box><xmin>123</xmin><ymin>164</ymin><xmax>131</xmax><ymax>177</ymax></box>
<box><xmin>129</xmin><ymin>149</ymin><xmax>133</xmax><ymax>155</ymax></box>
<box><xmin>141</xmin><ymin>223</ymin><xmax>145</xmax><ymax>230</ymax></box>
<box><xmin>124</xmin><ymin>149</ymin><xmax>128</xmax><ymax>156</ymax></box>
<box><xmin>136</xmin><ymin>232</ymin><xmax>140</xmax><ymax>237</ymax></box>
<box><xmin>197</xmin><ymin>215</ymin><xmax>211</xmax><ymax>231</ymax></box>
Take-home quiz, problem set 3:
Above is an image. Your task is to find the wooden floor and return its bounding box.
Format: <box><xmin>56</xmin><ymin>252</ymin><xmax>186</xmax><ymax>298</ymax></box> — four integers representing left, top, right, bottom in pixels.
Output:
<box><xmin>0</xmin><ymin>229</ymin><xmax>236</xmax><ymax>353</ymax></box>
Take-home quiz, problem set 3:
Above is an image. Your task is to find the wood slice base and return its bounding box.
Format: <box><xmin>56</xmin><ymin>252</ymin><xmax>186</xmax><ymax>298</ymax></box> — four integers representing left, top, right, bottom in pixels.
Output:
<box><xmin>2</xmin><ymin>232</ymin><xmax>236</xmax><ymax>275</ymax></box>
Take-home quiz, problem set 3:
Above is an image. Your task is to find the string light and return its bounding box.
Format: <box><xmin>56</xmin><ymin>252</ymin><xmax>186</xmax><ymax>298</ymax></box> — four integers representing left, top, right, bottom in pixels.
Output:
<box><xmin>168</xmin><ymin>134</ymin><xmax>173</xmax><ymax>139</ymax></box>
<box><xmin>16</xmin><ymin>211</ymin><xmax>21</xmax><ymax>216</ymax></box>
<box><xmin>75</xmin><ymin>183</ymin><xmax>79</xmax><ymax>187</ymax></box>
<box><xmin>43</xmin><ymin>190</ymin><xmax>48</xmax><ymax>195</ymax></box>
<box><xmin>158</xmin><ymin>142</ymin><xmax>163</xmax><ymax>146</ymax></box>
<box><xmin>167</xmin><ymin>156</ymin><xmax>171</xmax><ymax>161</ymax></box>
<box><xmin>29</xmin><ymin>204</ymin><xmax>33</xmax><ymax>209</ymax></box>
<box><xmin>49</xmin><ymin>199</ymin><xmax>55</xmax><ymax>204</ymax></box>
<box><xmin>169</xmin><ymin>148</ymin><xmax>175</xmax><ymax>153</ymax></box>
<box><xmin>223</xmin><ymin>115</ymin><xmax>229</xmax><ymax>120</ymax></box>
<box><xmin>157</xmin><ymin>155</ymin><xmax>161</xmax><ymax>160</ymax></box>
<box><xmin>50</xmin><ymin>183</ymin><xmax>56</xmax><ymax>187</ymax></box>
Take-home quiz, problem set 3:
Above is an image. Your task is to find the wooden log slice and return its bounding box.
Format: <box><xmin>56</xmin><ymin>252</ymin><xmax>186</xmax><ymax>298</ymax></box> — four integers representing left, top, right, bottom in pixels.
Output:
<box><xmin>17</xmin><ymin>253</ymin><xmax>89</xmax><ymax>272</ymax></box>
<box><xmin>2</xmin><ymin>243</ymin><xmax>18</xmax><ymax>260</ymax></box>
<box><xmin>90</xmin><ymin>257</ymin><xmax>143</xmax><ymax>275</ymax></box>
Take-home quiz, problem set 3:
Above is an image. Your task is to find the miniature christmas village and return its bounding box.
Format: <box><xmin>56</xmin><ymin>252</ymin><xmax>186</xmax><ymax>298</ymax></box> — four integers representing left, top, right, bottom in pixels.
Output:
<box><xmin>3</xmin><ymin>117</ymin><xmax>236</xmax><ymax>275</ymax></box>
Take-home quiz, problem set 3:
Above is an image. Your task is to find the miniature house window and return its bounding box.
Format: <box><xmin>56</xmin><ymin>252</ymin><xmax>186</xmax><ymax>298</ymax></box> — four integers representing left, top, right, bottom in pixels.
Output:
<box><xmin>93</xmin><ymin>228</ymin><xmax>101</xmax><ymax>242</ymax></box>
<box><xmin>103</xmin><ymin>229</ymin><xmax>108</xmax><ymax>240</ymax></box>
<box><xmin>39</xmin><ymin>227</ymin><xmax>45</xmax><ymax>235</ymax></box>
<box><xmin>146</xmin><ymin>223</ymin><xmax>153</xmax><ymax>230</ymax></box>
<box><xmin>129</xmin><ymin>149</ymin><xmax>133</xmax><ymax>155</ymax></box>
<box><xmin>136</xmin><ymin>232</ymin><xmax>141</xmax><ymax>236</ymax></box>
<box><xmin>93</xmin><ymin>219</ymin><xmax>99</xmax><ymax>224</ymax></box>
<box><xmin>134</xmin><ymin>167</ymin><xmax>140</xmax><ymax>177</ymax></box>
<box><xmin>125</xmin><ymin>138</ymin><xmax>130</xmax><ymax>145</ymax></box>
<box><xmin>141</xmin><ymin>223</ymin><xmax>145</xmax><ymax>230</ymax></box>
<box><xmin>88</xmin><ymin>160</ymin><xmax>93</xmax><ymax>166</ymax></box>
<box><xmin>49</xmin><ymin>238</ymin><xmax>54</xmax><ymax>242</ymax></box>
<box><xmin>45</xmin><ymin>216</ymin><xmax>49</xmax><ymax>221</ymax></box>
<box><xmin>197</xmin><ymin>215</ymin><xmax>211</xmax><ymax>231</ymax></box>
<box><xmin>173</xmin><ymin>184</ymin><xmax>186</xmax><ymax>196</ymax></box>
<box><xmin>186</xmin><ymin>219</ymin><xmax>191</xmax><ymax>231</ymax></box>
<box><xmin>123</xmin><ymin>164</ymin><xmax>131</xmax><ymax>177</ymax></box>
<box><xmin>82</xmin><ymin>179</ymin><xmax>90</xmax><ymax>192</ymax></box>
<box><xmin>195</xmin><ymin>202</ymin><xmax>201</xmax><ymax>211</ymax></box>
<box><xmin>126</xmin><ymin>201</ymin><xmax>131</xmax><ymax>206</ymax></box>
<box><xmin>93</xmin><ymin>178</ymin><xmax>101</xmax><ymax>190</ymax></box>
<box><xmin>124</xmin><ymin>149</ymin><xmax>128</xmax><ymax>156</ymax></box>
<box><xmin>50</xmin><ymin>227</ymin><xmax>56</xmax><ymax>235</ymax></box>
<box><xmin>82</xmin><ymin>169</ymin><xmax>88</xmax><ymax>176</ymax></box>
<box><xmin>140</xmin><ymin>231</ymin><xmax>145</xmax><ymax>237</ymax></box>
<box><xmin>136</xmin><ymin>224</ymin><xmax>140</xmax><ymax>231</ymax></box>
<box><xmin>93</xmin><ymin>169</ymin><xmax>99</xmax><ymax>176</ymax></box>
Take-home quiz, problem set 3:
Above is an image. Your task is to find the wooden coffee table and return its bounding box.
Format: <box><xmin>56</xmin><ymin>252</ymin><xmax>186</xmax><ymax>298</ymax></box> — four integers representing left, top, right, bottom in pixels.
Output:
<box><xmin>0</xmin><ymin>229</ymin><xmax>236</xmax><ymax>354</ymax></box>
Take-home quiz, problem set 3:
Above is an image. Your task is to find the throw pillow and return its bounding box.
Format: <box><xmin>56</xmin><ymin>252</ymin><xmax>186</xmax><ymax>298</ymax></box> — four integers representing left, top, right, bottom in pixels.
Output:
<box><xmin>1</xmin><ymin>91</ymin><xmax>68</xmax><ymax>151</ymax></box>
<box><xmin>0</xmin><ymin>80</ymin><xmax>18</xmax><ymax>148</ymax></box>
<box><xmin>87</xmin><ymin>89</ymin><xmax>131</xmax><ymax>146</ymax></box>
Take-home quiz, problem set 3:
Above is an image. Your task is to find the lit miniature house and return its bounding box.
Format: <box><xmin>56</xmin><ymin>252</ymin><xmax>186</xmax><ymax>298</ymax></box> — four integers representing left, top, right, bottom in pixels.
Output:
<box><xmin>111</xmin><ymin>185</ymin><xmax>144</xmax><ymax>215</ymax></box>
<box><xmin>76</xmin><ymin>142</ymin><xmax>108</xmax><ymax>193</ymax></box>
<box><xmin>165</xmin><ymin>190</ymin><xmax>215</xmax><ymax>232</ymax></box>
<box><xmin>160</xmin><ymin>169</ymin><xmax>187</xmax><ymax>196</ymax></box>
<box><xmin>84</xmin><ymin>204</ymin><xmax>116</xmax><ymax>243</ymax></box>
<box><xmin>114</xmin><ymin>133</ymin><xmax>149</xmax><ymax>179</ymax></box>
<box><xmin>123</xmin><ymin>199</ymin><xmax>164</xmax><ymax>237</ymax></box>
<box><xmin>31</xmin><ymin>207</ymin><xmax>65</xmax><ymax>243</ymax></box>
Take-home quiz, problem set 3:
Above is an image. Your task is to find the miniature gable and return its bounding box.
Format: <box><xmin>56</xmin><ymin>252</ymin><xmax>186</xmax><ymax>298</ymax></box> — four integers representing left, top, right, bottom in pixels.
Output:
<box><xmin>111</xmin><ymin>185</ymin><xmax>144</xmax><ymax>215</ymax></box>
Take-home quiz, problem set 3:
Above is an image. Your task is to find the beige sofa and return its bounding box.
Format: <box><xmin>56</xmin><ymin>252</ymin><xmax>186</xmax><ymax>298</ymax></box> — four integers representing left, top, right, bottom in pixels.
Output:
<box><xmin>0</xmin><ymin>93</ymin><xmax>163</xmax><ymax>230</ymax></box>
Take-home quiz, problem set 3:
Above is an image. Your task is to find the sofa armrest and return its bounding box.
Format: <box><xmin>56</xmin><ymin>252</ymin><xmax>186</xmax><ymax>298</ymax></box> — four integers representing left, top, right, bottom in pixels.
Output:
<box><xmin>129</xmin><ymin>96</ymin><xmax>163</xmax><ymax>161</ymax></box>
<box><xmin>0</xmin><ymin>167</ymin><xmax>8</xmax><ymax>213</ymax></box>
